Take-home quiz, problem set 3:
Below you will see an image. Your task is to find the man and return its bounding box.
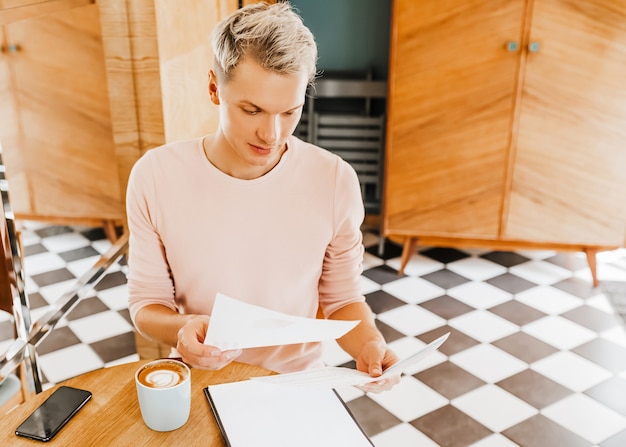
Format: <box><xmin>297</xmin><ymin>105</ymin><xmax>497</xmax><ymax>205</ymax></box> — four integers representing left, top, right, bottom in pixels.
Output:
<box><xmin>126</xmin><ymin>2</ymin><xmax>399</xmax><ymax>392</ymax></box>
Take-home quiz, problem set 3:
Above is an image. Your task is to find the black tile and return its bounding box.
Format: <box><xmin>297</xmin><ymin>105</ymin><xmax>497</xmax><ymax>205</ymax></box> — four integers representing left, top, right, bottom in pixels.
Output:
<box><xmin>411</xmin><ymin>404</ymin><xmax>491</xmax><ymax>447</ymax></box>
<box><xmin>561</xmin><ymin>305</ymin><xmax>620</xmax><ymax>333</ymax></box>
<box><xmin>362</xmin><ymin>265</ymin><xmax>404</xmax><ymax>285</ymax></box>
<box><xmin>338</xmin><ymin>359</ymin><xmax>357</xmax><ymax>369</ymax></box>
<box><xmin>602</xmin><ymin>281</ymin><xmax>626</xmax><ymax>315</ymax></box>
<box><xmin>503</xmin><ymin>414</ymin><xmax>591</xmax><ymax>447</ymax></box>
<box><xmin>30</xmin><ymin>268</ymin><xmax>76</xmax><ymax>288</ymax></box>
<box><xmin>345</xmin><ymin>395</ymin><xmax>402</xmax><ymax>437</ymax></box>
<box><xmin>421</xmin><ymin>269</ymin><xmax>470</xmax><ymax>290</ymax></box>
<box><xmin>572</xmin><ymin>338</ymin><xmax>626</xmax><ymax>373</ymax></box>
<box><xmin>375</xmin><ymin>319</ymin><xmax>405</xmax><ymax>343</ymax></box>
<box><xmin>585</xmin><ymin>377</ymin><xmax>626</xmax><ymax>416</ymax></box>
<box><xmin>59</xmin><ymin>245</ymin><xmax>101</xmax><ymax>263</ymax></box>
<box><xmin>65</xmin><ymin>297</ymin><xmax>110</xmax><ymax>321</ymax></box>
<box><xmin>365</xmin><ymin>239</ymin><xmax>403</xmax><ymax>260</ymax></box>
<box><xmin>26</xmin><ymin>292</ymin><xmax>49</xmax><ymax>310</ymax></box>
<box><xmin>118</xmin><ymin>308</ymin><xmax>132</xmax><ymax>326</ymax></box>
<box><xmin>545</xmin><ymin>253</ymin><xmax>589</xmax><ymax>272</ymax></box>
<box><xmin>94</xmin><ymin>271</ymin><xmax>128</xmax><ymax>291</ymax></box>
<box><xmin>417</xmin><ymin>326</ymin><xmax>479</xmax><ymax>356</ymax></box>
<box><xmin>481</xmin><ymin>251</ymin><xmax>530</xmax><ymax>268</ymax></box>
<box><xmin>80</xmin><ymin>227</ymin><xmax>108</xmax><ymax>242</ymax></box>
<box><xmin>365</xmin><ymin>290</ymin><xmax>407</xmax><ymax>314</ymax></box>
<box><xmin>486</xmin><ymin>272</ymin><xmax>537</xmax><ymax>294</ymax></box>
<box><xmin>420</xmin><ymin>295</ymin><xmax>474</xmax><ymax>320</ymax></box>
<box><xmin>0</xmin><ymin>318</ymin><xmax>15</xmax><ymax>341</ymax></box>
<box><xmin>89</xmin><ymin>331</ymin><xmax>137</xmax><ymax>363</ymax></box>
<box><xmin>34</xmin><ymin>226</ymin><xmax>73</xmax><ymax>238</ymax></box>
<box><xmin>553</xmin><ymin>277</ymin><xmax>597</xmax><ymax>299</ymax></box>
<box><xmin>420</xmin><ymin>247</ymin><xmax>470</xmax><ymax>264</ymax></box>
<box><xmin>23</xmin><ymin>243</ymin><xmax>48</xmax><ymax>257</ymax></box>
<box><xmin>36</xmin><ymin>326</ymin><xmax>81</xmax><ymax>355</ymax></box>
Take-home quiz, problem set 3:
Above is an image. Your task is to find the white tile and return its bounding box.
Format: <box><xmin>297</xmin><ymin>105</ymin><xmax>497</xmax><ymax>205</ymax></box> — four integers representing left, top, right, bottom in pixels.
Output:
<box><xmin>509</xmin><ymin>260</ymin><xmax>573</xmax><ymax>285</ymax></box>
<box><xmin>448</xmin><ymin>282</ymin><xmax>512</xmax><ymax>309</ymax></box>
<box><xmin>92</xmin><ymin>239</ymin><xmax>113</xmax><ymax>254</ymax></box>
<box><xmin>601</xmin><ymin>325</ymin><xmax>626</xmax><ymax>348</ymax></box>
<box><xmin>363</xmin><ymin>251</ymin><xmax>385</xmax><ymax>270</ymax></box>
<box><xmin>577</xmin><ymin>263</ymin><xmax>626</xmax><ymax>282</ymax></box>
<box><xmin>386</xmin><ymin>254</ymin><xmax>443</xmax><ymax>277</ymax></box>
<box><xmin>38</xmin><ymin>344</ymin><xmax>103</xmax><ymax>384</ymax></box>
<box><xmin>531</xmin><ymin>351</ymin><xmax>612</xmax><ymax>392</ymax></box>
<box><xmin>371</xmin><ymin>423</ymin><xmax>440</xmax><ymax>447</ymax></box>
<box><xmin>515</xmin><ymin>286</ymin><xmax>584</xmax><ymax>315</ymax></box>
<box><xmin>334</xmin><ymin>384</ymin><xmax>364</xmax><ymax>403</ymax></box>
<box><xmin>38</xmin><ymin>279</ymin><xmax>78</xmax><ymax>305</ymax></box>
<box><xmin>382</xmin><ymin>277</ymin><xmax>445</xmax><ymax>304</ymax></box>
<box><xmin>368</xmin><ymin>376</ymin><xmax>447</xmax><ymax>422</ymax></box>
<box><xmin>67</xmin><ymin>311</ymin><xmax>134</xmax><ymax>344</ymax></box>
<box><xmin>377</xmin><ymin>305</ymin><xmax>446</xmax><ymax>337</ymax></box>
<box><xmin>449</xmin><ymin>310</ymin><xmax>519</xmax><ymax>343</ymax></box>
<box><xmin>542</xmin><ymin>393</ymin><xmax>626</xmax><ymax>444</ymax></box>
<box><xmin>522</xmin><ymin>316</ymin><xmax>596</xmax><ymax>350</ymax></box>
<box><xmin>41</xmin><ymin>232</ymin><xmax>91</xmax><ymax>253</ymax></box>
<box><xmin>453</xmin><ymin>384</ymin><xmax>537</xmax><ymax>432</ymax></box>
<box><xmin>450</xmin><ymin>344</ymin><xmax>527</xmax><ymax>384</ymax></box>
<box><xmin>361</xmin><ymin>276</ymin><xmax>381</xmax><ymax>295</ymax></box>
<box><xmin>515</xmin><ymin>250</ymin><xmax>557</xmax><ymax>261</ymax></box>
<box><xmin>23</xmin><ymin>252</ymin><xmax>66</xmax><ymax>276</ymax></box>
<box><xmin>321</xmin><ymin>339</ymin><xmax>353</xmax><ymax>367</ymax></box>
<box><xmin>468</xmin><ymin>434</ymin><xmax>520</xmax><ymax>447</ymax></box>
<box><xmin>387</xmin><ymin>336</ymin><xmax>446</xmax><ymax>375</ymax></box>
<box><xmin>97</xmin><ymin>285</ymin><xmax>130</xmax><ymax>311</ymax></box>
<box><xmin>587</xmin><ymin>293</ymin><xmax>618</xmax><ymax>314</ymax></box>
<box><xmin>65</xmin><ymin>256</ymin><xmax>103</xmax><ymax>278</ymax></box>
<box><xmin>447</xmin><ymin>257</ymin><xmax>507</xmax><ymax>281</ymax></box>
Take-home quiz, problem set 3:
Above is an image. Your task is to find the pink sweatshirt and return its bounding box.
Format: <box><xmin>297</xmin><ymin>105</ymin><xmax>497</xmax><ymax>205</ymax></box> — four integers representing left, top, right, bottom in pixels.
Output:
<box><xmin>126</xmin><ymin>135</ymin><xmax>366</xmax><ymax>373</ymax></box>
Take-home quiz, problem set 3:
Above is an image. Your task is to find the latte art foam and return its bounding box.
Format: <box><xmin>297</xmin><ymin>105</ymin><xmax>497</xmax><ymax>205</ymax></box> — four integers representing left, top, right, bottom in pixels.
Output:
<box><xmin>137</xmin><ymin>360</ymin><xmax>188</xmax><ymax>389</ymax></box>
<box><xmin>144</xmin><ymin>370</ymin><xmax>182</xmax><ymax>388</ymax></box>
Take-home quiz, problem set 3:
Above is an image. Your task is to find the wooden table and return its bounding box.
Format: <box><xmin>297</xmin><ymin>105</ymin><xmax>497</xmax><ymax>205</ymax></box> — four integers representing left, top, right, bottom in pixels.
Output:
<box><xmin>0</xmin><ymin>360</ymin><xmax>273</xmax><ymax>446</ymax></box>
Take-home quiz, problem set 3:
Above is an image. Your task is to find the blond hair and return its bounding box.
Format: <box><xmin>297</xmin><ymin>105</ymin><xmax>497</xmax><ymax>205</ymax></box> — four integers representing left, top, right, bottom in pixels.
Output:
<box><xmin>212</xmin><ymin>2</ymin><xmax>318</xmax><ymax>84</ymax></box>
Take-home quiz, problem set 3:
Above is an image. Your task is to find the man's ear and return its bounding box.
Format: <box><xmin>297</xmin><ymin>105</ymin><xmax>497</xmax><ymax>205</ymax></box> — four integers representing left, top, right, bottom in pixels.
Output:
<box><xmin>208</xmin><ymin>70</ymin><xmax>220</xmax><ymax>105</ymax></box>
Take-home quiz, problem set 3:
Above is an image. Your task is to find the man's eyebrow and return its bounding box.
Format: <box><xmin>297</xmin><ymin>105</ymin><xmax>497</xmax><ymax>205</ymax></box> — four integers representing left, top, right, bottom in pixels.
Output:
<box><xmin>239</xmin><ymin>100</ymin><xmax>304</xmax><ymax>112</ymax></box>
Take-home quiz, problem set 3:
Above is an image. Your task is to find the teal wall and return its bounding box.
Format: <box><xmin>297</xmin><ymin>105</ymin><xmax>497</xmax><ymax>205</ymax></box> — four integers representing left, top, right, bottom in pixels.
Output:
<box><xmin>290</xmin><ymin>0</ymin><xmax>392</xmax><ymax>80</ymax></box>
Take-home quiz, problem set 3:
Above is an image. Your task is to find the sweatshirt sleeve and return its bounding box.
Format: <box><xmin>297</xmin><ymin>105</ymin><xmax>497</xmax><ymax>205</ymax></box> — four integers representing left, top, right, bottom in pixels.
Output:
<box><xmin>317</xmin><ymin>157</ymin><xmax>366</xmax><ymax>316</ymax></box>
<box><xmin>126</xmin><ymin>152</ymin><xmax>178</xmax><ymax>324</ymax></box>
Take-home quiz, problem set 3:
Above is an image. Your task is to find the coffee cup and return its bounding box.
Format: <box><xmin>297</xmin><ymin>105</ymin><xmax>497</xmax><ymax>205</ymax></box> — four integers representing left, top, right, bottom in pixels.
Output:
<box><xmin>135</xmin><ymin>359</ymin><xmax>191</xmax><ymax>431</ymax></box>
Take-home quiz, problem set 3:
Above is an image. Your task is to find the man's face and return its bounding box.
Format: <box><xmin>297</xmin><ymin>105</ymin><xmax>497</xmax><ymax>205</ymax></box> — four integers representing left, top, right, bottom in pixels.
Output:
<box><xmin>209</xmin><ymin>58</ymin><xmax>308</xmax><ymax>178</ymax></box>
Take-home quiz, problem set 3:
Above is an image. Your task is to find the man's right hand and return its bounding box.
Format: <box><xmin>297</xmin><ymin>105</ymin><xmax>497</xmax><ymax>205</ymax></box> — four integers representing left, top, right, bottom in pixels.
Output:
<box><xmin>176</xmin><ymin>315</ymin><xmax>242</xmax><ymax>370</ymax></box>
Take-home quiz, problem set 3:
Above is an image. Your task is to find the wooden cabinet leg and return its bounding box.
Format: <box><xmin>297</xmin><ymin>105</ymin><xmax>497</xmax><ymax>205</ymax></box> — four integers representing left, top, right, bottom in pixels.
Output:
<box><xmin>399</xmin><ymin>237</ymin><xmax>418</xmax><ymax>275</ymax></box>
<box><xmin>584</xmin><ymin>248</ymin><xmax>599</xmax><ymax>288</ymax></box>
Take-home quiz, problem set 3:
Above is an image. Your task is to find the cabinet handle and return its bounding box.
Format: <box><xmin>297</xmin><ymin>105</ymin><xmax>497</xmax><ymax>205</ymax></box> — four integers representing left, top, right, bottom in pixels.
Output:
<box><xmin>528</xmin><ymin>42</ymin><xmax>540</xmax><ymax>53</ymax></box>
<box><xmin>506</xmin><ymin>41</ymin><xmax>519</xmax><ymax>52</ymax></box>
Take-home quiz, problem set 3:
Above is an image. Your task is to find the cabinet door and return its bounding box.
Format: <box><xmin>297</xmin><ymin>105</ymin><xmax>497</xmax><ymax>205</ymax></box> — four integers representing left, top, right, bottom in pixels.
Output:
<box><xmin>1</xmin><ymin>3</ymin><xmax>122</xmax><ymax>222</ymax></box>
<box><xmin>506</xmin><ymin>0</ymin><xmax>626</xmax><ymax>246</ymax></box>
<box><xmin>384</xmin><ymin>0</ymin><xmax>527</xmax><ymax>238</ymax></box>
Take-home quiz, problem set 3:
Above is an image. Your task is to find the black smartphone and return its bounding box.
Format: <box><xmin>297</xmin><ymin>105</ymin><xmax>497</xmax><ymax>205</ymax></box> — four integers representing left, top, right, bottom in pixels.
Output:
<box><xmin>15</xmin><ymin>386</ymin><xmax>92</xmax><ymax>442</ymax></box>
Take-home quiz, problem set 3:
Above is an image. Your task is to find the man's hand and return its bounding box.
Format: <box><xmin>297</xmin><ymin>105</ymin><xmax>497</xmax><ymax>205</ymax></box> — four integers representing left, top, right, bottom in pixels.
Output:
<box><xmin>175</xmin><ymin>315</ymin><xmax>242</xmax><ymax>370</ymax></box>
<box><xmin>355</xmin><ymin>340</ymin><xmax>400</xmax><ymax>393</ymax></box>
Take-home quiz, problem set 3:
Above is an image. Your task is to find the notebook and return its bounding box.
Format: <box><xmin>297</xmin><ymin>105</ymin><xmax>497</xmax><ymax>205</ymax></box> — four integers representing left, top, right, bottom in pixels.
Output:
<box><xmin>204</xmin><ymin>379</ymin><xmax>373</xmax><ymax>447</ymax></box>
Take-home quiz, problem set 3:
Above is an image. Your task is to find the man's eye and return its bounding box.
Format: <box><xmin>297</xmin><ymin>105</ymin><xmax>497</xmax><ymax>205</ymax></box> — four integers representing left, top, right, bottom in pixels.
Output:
<box><xmin>244</xmin><ymin>109</ymin><xmax>259</xmax><ymax>115</ymax></box>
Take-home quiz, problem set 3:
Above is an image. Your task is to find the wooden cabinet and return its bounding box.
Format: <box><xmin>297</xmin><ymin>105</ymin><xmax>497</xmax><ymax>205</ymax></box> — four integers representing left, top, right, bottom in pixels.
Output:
<box><xmin>384</xmin><ymin>0</ymin><xmax>626</xmax><ymax>284</ymax></box>
<box><xmin>0</xmin><ymin>0</ymin><xmax>246</xmax><ymax>235</ymax></box>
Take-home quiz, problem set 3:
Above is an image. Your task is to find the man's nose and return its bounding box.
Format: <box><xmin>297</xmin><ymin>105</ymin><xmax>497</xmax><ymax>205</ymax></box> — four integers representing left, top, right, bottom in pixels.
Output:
<box><xmin>258</xmin><ymin>115</ymin><xmax>280</xmax><ymax>144</ymax></box>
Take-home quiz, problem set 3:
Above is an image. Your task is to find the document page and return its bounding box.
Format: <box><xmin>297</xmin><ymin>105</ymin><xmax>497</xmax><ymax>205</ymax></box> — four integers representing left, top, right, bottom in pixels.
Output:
<box><xmin>204</xmin><ymin>293</ymin><xmax>359</xmax><ymax>350</ymax></box>
<box><xmin>205</xmin><ymin>380</ymin><xmax>373</xmax><ymax>447</ymax></box>
<box><xmin>251</xmin><ymin>332</ymin><xmax>450</xmax><ymax>389</ymax></box>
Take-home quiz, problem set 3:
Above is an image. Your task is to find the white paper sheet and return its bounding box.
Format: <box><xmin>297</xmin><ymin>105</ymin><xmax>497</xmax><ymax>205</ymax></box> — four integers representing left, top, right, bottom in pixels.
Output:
<box><xmin>204</xmin><ymin>293</ymin><xmax>360</xmax><ymax>350</ymax></box>
<box><xmin>205</xmin><ymin>380</ymin><xmax>373</xmax><ymax>447</ymax></box>
<box><xmin>251</xmin><ymin>332</ymin><xmax>450</xmax><ymax>389</ymax></box>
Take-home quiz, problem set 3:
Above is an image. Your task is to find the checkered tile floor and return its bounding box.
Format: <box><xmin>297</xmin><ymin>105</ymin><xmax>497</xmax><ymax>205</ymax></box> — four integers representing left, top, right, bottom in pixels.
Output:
<box><xmin>3</xmin><ymin>222</ymin><xmax>626</xmax><ymax>447</ymax></box>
